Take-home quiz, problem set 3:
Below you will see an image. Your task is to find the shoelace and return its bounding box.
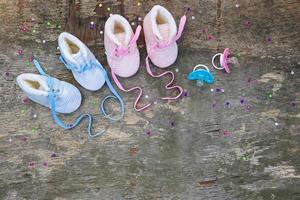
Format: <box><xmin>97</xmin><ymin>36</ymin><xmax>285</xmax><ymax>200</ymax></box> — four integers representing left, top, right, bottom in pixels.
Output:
<box><xmin>145</xmin><ymin>14</ymin><xmax>187</xmax><ymax>100</ymax></box>
<box><xmin>109</xmin><ymin>25</ymin><xmax>152</xmax><ymax>112</ymax></box>
<box><xmin>59</xmin><ymin>55</ymin><xmax>125</xmax><ymax>120</ymax></box>
<box><xmin>32</xmin><ymin>59</ymin><xmax>104</xmax><ymax>138</ymax></box>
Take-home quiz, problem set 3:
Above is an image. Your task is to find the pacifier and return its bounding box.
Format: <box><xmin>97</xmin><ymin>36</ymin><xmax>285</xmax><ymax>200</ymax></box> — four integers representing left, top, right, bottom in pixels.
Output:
<box><xmin>188</xmin><ymin>64</ymin><xmax>214</xmax><ymax>87</ymax></box>
<box><xmin>212</xmin><ymin>48</ymin><xmax>234</xmax><ymax>73</ymax></box>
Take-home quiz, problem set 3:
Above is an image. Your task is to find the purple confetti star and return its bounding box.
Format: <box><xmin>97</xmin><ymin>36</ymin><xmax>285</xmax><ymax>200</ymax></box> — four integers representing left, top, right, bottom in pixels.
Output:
<box><xmin>244</xmin><ymin>21</ymin><xmax>252</xmax><ymax>28</ymax></box>
<box><xmin>28</xmin><ymin>161</ymin><xmax>35</xmax><ymax>169</ymax></box>
<box><xmin>223</xmin><ymin>130</ymin><xmax>230</xmax><ymax>136</ymax></box>
<box><xmin>290</xmin><ymin>101</ymin><xmax>296</xmax><ymax>107</ymax></box>
<box><xmin>145</xmin><ymin>130</ymin><xmax>152</xmax><ymax>136</ymax></box>
<box><xmin>240</xmin><ymin>98</ymin><xmax>245</xmax><ymax>104</ymax></box>
<box><xmin>208</xmin><ymin>35</ymin><xmax>214</xmax><ymax>40</ymax></box>
<box><xmin>42</xmin><ymin>162</ymin><xmax>48</xmax><ymax>168</ymax></box>
<box><xmin>3</xmin><ymin>71</ymin><xmax>14</xmax><ymax>81</ymax></box>
<box><xmin>225</xmin><ymin>101</ymin><xmax>231</xmax><ymax>107</ymax></box>
<box><xmin>183</xmin><ymin>91</ymin><xmax>188</xmax><ymax>97</ymax></box>
<box><xmin>51</xmin><ymin>152</ymin><xmax>57</xmax><ymax>158</ymax></box>
<box><xmin>267</xmin><ymin>36</ymin><xmax>273</xmax><ymax>43</ymax></box>
<box><xmin>170</xmin><ymin>121</ymin><xmax>175</xmax><ymax>127</ymax></box>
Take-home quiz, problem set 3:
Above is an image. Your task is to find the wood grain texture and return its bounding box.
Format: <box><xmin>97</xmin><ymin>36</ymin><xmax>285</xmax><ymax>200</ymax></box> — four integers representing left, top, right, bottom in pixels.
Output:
<box><xmin>0</xmin><ymin>0</ymin><xmax>299</xmax><ymax>199</ymax></box>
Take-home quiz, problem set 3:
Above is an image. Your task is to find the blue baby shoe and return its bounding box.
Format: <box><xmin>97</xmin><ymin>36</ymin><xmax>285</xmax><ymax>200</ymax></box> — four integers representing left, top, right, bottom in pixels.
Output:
<box><xmin>58</xmin><ymin>32</ymin><xmax>124</xmax><ymax>121</ymax></box>
<box><xmin>17</xmin><ymin>59</ymin><xmax>104</xmax><ymax>138</ymax></box>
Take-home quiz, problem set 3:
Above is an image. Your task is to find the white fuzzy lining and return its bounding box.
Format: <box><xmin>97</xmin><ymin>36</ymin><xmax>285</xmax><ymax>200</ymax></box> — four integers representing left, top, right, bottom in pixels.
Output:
<box><xmin>105</xmin><ymin>14</ymin><xmax>132</xmax><ymax>46</ymax></box>
<box><xmin>150</xmin><ymin>5</ymin><xmax>177</xmax><ymax>41</ymax></box>
<box><xmin>58</xmin><ymin>32</ymin><xmax>88</xmax><ymax>65</ymax></box>
<box><xmin>17</xmin><ymin>73</ymin><xmax>48</xmax><ymax>96</ymax></box>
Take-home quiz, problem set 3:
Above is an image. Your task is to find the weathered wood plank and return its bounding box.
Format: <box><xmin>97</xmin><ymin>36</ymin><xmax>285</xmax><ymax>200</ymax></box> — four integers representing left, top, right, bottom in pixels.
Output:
<box><xmin>0</xmin><ymin>0</ymin><xmax>299</xmax><ymax>199</ymax></box>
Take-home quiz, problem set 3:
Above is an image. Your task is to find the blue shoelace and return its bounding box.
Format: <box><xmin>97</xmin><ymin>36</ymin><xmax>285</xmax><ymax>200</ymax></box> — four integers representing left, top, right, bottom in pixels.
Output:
<box><xmin>33</xmin><ymin>59</ymin><xmax>104</xmax><ymax>138</ymax></box>
<box><xmin>59</xmin><ymin>55</ymin><xmax>125</xmax><ymax>121</ymax></box>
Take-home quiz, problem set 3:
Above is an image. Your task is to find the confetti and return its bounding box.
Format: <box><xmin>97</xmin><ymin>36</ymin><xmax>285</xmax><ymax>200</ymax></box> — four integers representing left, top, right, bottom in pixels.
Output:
<box><xmin>246</xmin><ymin>104</ymin><xmax>252</xmax><ymax>110</ymax></box>
<box><xmin>275</xmin><ymin>122</ymin><xmax>279</xmax><ymax>126</ymax></box>
<box><xmin>170</xmin><ymin>121</ymin><xmax>175</xmax><ymax>127</ymax></box>
<box><xmin>241</xmin><ymin>156</ymin><xmax>248</xmax><ymax>161</ymax></box>
<box><xmin>145</xmin><ymin>130</ymin><xmax>151</xmax><ymax>136</ymax></box>
<box><xmin>225</xmin><ymin>101</ymin><xmax>231</xmax><ymax>107</ymax></box>
<box><xmin>18</xmin><ymin>49</ymin><xmax>23</xmax><ymax>55</ymax></box>
<box><xmin>42</xmin><ymin>40</ymin><xmax>46</xmax><ymax>44</ymax></box>
<box><xmin>98</xmin><ymin>3</ymin><xmax>102</xmax><ymax>7</ymax></box>
<box><xmin>138</xmin><ymin>17</ymin><xmax>142</xmax><ymax>21</ymax></box>
<box><xmin>244</xmin><ymin>21</ymin><xmax>252</xmax><ymax>28</ymax></box>
<box><xmin>240</xmin><ymin>98</ymin><xmax>245</xmax><ymax>104</ymax></box>
<box><xmin>235</xmin><ymin>4</ymin><xmax>240</xmax><ymax>8</ymax></box>
<box><xmin>51</xmin><ymin>152</ymin><xmax>57</xmax><ymax>158</ymax></box>
<box><xmin>99</xmin><ymin>30</ymin><xmax>103</xmax><ymax>34</ymax></box>
<box><xmin>90</xmin><ymin>21</ymin><xmax>95</xmax><ymax>29</ymax></box>
<box><xmin>291</xmin><ymin>71</ymin><xmax>294</xmax><ymax>75</ymax></box>
<box><xmin>131</xmin><ymin>22</ymin><xmax>135</xmax><ymax>26</ymax></box>
<box><xmin>47</xmin><ymin>21</ymin><xmax>51</xmax><ymax>26</ymax></box>
<box><xmin>3</xmin><ymin>71</ymin><xmax>14</xmax><ymax>81</ymax></box>
<box><xmin>200</xmin><ymin>28</ymin><xmax>206</xmax><ymax>33</ymax></box>
<box><xmin>107</xmin><ymin>7</ymin><xmax>111</xmax><ymax>11</ymax></box>
<box><xmin>28</xmin><ymin>161</ymin><xmax>35</xmax><ymax>169</ymax></box>
<box><xmin>145</xmin><ymin>95</ymin><xmax>149</xmax><ymax>99</ymax></box>
<box><xmin>8</xmin><ymin>138</ymin><xmax>12</xmax><ymax>143</ymax></box>
<box><xmin>22</xmin><ymin>97</ymin><xmax>30</xmax><ymax>105</ymax></box>
<box><xmin>223</xmin><ymin>130</ymin><xmax>230</xmax><ymax>136</ymax></box>
<box><xmin>42</xmin><ymin>162</ymin><xmax>48</xmax><ymax>168</ymax></box>
<box><xmin>267</xmin><ymin>92</ymin><xmax>273</xmax><ymax>98</ymax></box>
<box><xmin>208</xmin><ymin>35</ymin><xmax>214</xmax><ymax>40</ymax></box>
<box><xmin>191</xmin><ymin>16</ymin><xmax>195</xmax><ymax>20</ymax></box>
<box><xmin>267</xmin><ymin>36</ymin><xmax>273</xmax><ymax>43</ymax></box>
<box><xmin>183</xmin><ymin>91</ymin><xmax>188</xmax><ymax>97</ymax></box>
<box><xmin>32</xmin><ymin>128</ymin><xmax>37</xmax><ymax>134</ymax></box>
<box><xmin>137</xmin><ymin>2</ymin><xmax>141</xmax><ymax>6</ymax></box>
<box><xmin>175</xmin><ymin>68</ymin><xmax>179</xmax><ymax>72</ymax></box>
<box><xmin>290</xmin><ymin>101</ymin><xmax>296</xmax><ymax>107</ymax></box>
<box><xmin>20</xmin><ymin>26</ymin><xmax>28</xmax><ymax>32</ymax></box>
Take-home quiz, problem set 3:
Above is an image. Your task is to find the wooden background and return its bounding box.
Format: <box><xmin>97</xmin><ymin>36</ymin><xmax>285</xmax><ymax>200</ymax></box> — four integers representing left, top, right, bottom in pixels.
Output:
<box><xmin>0</xmin><ymin>0</ymin><xmax>299</xmax><ymax>199</ymax></box>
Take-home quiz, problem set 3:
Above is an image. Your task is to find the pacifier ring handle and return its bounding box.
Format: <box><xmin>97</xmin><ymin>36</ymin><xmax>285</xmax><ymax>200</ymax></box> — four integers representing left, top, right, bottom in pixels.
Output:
<box><xmin>212</xmin><ymin>53</ymin><xmax>224</xmax><ymax>70</ymax></box>
<box><xmin>193</xmin><ymin>64</ymin><xmax>210</xmax><ymax>72</ymax></box>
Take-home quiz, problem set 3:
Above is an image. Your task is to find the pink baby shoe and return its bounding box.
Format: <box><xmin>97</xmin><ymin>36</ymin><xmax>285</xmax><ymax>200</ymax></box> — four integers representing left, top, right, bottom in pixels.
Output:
<box><xmin>104</xmin><ymin>14</ymin><xmax>151</xmax><ymax>112</ymax></box>
<box><xmin>143</xmin><ymin>5</ymin><xmax>187</xmax><ymax>100</ymax></box>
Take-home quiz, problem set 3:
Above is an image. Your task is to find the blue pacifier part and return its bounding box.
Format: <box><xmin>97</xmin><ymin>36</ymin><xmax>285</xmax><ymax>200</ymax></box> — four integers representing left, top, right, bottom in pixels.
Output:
<box><xmin>188</xmin><ymin>65</ymin><xmax>214</xmax><ymax>85</ymax></box>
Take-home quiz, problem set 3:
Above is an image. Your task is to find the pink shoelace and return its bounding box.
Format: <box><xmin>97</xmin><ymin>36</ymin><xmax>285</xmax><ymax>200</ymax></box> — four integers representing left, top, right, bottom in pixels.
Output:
<box><xmin>110</xmin><ymin>25</ymin><xmax>152</xmax><ymax>112</ymax></box>
<box><xmin>145</xmin><ymin>14</ymin><xmax>187</xmax><ymax>100</ymax></box>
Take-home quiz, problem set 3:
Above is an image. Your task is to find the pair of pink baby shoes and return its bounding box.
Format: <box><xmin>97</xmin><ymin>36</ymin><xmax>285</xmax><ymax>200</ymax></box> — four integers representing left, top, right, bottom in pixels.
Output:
<box><xmin>104</xmin><ymin>5</ymin><xmax>187</xmax><ymax>111</ymax></box>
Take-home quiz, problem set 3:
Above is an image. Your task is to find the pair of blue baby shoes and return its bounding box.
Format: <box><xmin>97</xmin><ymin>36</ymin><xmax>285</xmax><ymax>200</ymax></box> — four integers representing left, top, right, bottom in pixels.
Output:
<box><xmin>17</xmin><ymin>32</ymin><xmax>124</xmax><ymax>138</ymax></box>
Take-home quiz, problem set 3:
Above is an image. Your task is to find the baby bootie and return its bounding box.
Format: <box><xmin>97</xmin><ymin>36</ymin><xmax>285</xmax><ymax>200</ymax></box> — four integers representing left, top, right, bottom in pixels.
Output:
<box><xmin>59</xmin><ymin>32</ymin><xmax>125</xmax><ymax>120</ymax></box>
<box><xmin>104</xmin><ymin>14</ymin><xmax>151</xmax><ymax>112</ymax></box>
<box><xmin>17</xmin><ymin>59</ymin><xmax>104</xmax><ymax>138</ymax></box>
<box><xmin>143</xmin><ymin>5</ymin><xmax>187</xmax><ymax>100</ymax></box>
